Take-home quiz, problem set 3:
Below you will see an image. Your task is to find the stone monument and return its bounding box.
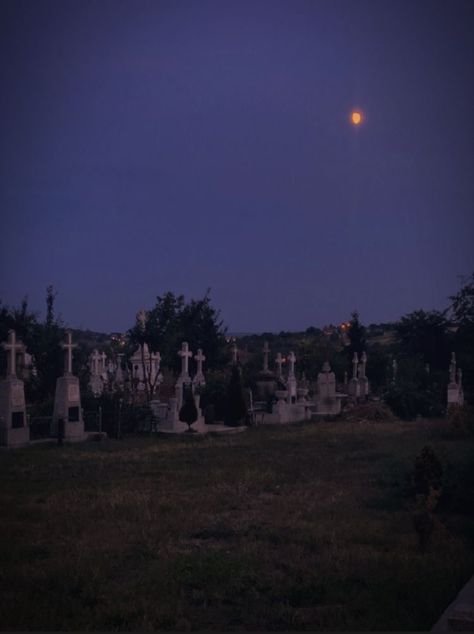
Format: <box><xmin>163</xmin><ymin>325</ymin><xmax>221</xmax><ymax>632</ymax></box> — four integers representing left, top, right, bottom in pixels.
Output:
<box><xmin>447</xmin><ymin>352</ymin><xmax>464</xmax><ymax>406</ymax></box>
<box><xmin>53</xmin><ymin>331</ymin><xmax>86</xmax><ymax>441</ymax></box>
<box><xmin>0</xmin><ymin>330</ymin><xmax>29</xmax><ymax>447</ymax></box>
<box><xmin>315</xmin><ymin>361</ymin><xmax>342</xmax><ymax>416</ymax></box>
<box><xmin>193</xmin><ymin>348</ymin><xmax>206</xmax><ymax>388</ymax></box>
<box><xmin>348</xmin><ymin>352</ymin><xmax>360</xmax><ymax>400</ymax></box>
<box><xmin>287</xmin><ymin>351</ymin><xmax>297</xmax><ymax>403</ymax></box>
<box><xmin>358</xmin><ymin>351</ymin><xmax>369</xmax><ymax>399</ymax></box>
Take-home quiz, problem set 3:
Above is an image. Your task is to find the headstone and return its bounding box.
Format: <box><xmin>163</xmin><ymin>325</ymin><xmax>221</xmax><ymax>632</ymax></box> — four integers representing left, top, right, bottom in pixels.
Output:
<box><xmin>316</xmin><ymin>361</ymin><xmax>341</xmax><ymax>415</ymax></box>
<box><xmin>275</xmin><ymin>353</ymin><xmax>284</xmax><ymax>379</ymax></box>
<box><xmin>231</xmin><ymin>343</ymin><xmax>238</xmax><ymax>365</ymax></box>
<box><xmin>0</xmin><ymin>330</ymin><xmax>29</xmax><ymax>447</ymax></box>
<box><xmin>447</xmin><ymin>353</ymin><xmax>464</xmax><ymax>406</ymax></box>
<box><xmin>53</xmin><ymin>331</ymin><xmax>85</xmax><ymax>441</ymax></box>
<box><xmin>287</xmin><ymin>351</ymin><xmax>297</xmax><ymax>403</ymax></box>
<box><xmin>193</xmin><ymin>348</ymin><xmax>206</xmax><ymax>387</ymax></box>
<box><xmin>348</xmin><ymin>352</ymin><xmax>360</xmax><ymax>399</ymax></box>
<box><xmin>392</xmin><ymin>359</ymin><xmax>398</xmax><ymax>383</ymax></box>
<box><xmin>263</xmin><ymin>341</ymin><xmax>270</xmax><ymax>372</ymax></box>
<box><xmin>358</xmin><ymin>351</ymin><xmax>369</xmax><ymax>399</ymax></box>
<box><xmin>176</xmin><ymin>342</ymin><xmax>193</xmax><ymax>408</ymax></box>
<box><xmin>89</xmin><ymin>349</ymin><xmax>103</xmax><ymax>396</ymax></box>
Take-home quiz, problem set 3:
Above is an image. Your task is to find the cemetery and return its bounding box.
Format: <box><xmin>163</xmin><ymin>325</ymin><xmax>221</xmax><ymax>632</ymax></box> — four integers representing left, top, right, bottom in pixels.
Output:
<box><xmin>0</xmin><ymin>280</ymin><xmax>473</xmax><ymax>631</ymax></box>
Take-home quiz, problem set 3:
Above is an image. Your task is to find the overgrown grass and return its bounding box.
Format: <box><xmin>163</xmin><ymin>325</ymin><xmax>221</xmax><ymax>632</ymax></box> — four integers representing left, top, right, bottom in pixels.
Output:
<box><xmin>1</xmin><ymin>419</ymin><xmax>473</xmax><ymax>630</ymax></box>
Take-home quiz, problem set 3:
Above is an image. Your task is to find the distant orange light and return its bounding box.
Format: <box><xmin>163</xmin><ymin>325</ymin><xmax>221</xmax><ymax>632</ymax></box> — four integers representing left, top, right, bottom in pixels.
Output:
<box><xmin>351</xmin><ymin>111</ymin><xmax>362</xmax><ymax>125</ymax></box>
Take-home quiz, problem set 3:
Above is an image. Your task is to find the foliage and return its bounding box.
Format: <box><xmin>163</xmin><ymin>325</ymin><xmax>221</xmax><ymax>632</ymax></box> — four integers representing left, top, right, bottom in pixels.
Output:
<box><xmin>394</xmin><ymin>309</ymin><xmax>450</xmax><ymax>372</ymax></box>
<box><xmin>225</xmin><ymin>365</ymin><xmax>247</xmax><ymax>426</ymax></box>
<box><xmin>346</xmin><ymin>311</ymin><xmax>367</xmax><ymax>361</ymax></box>
<box><xmin>179</xmin><ymin>387</ymin><xmax>198</xmax><ymax>431</ymax></box>
<box><xmin>128</xmin><ymin>290</ymin><xmax>228</xmax><ymax>379</ymax></box>
<box><xmin>450</xmin><ymin>273</ymin><xmax>474</xmax><ymax>404</ymax></box>
<box><xmin>446</xmin><ymin>404</ymin><xmax>474</xmax><ymax>437</ymax></box>
<box><xmin>199</xmin><ymin>371</ymin><xmax>229</xmax><ymax>421</ymax></box>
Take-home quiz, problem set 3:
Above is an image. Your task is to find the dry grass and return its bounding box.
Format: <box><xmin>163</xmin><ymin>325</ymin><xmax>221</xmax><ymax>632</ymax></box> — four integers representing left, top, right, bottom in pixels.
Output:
<box><xmin>1</xmin><ymin>419</ymin><xmax>473</xmax><ymax>630</ymax></box>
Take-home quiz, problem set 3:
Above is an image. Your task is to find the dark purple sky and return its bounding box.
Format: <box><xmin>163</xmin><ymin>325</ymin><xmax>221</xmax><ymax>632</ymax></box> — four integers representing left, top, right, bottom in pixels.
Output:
<box><xmin>1</xmin><ymin>0</ymin><xmax>473</xmax><ymax>333</ymax></box>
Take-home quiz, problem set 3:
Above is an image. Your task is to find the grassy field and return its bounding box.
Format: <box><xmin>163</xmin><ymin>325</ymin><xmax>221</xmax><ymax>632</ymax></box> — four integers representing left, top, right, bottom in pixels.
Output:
<box><xmin>1</xmin><ymin>419</ymin><xmax>473</xmax><ymax>631</ymax></box>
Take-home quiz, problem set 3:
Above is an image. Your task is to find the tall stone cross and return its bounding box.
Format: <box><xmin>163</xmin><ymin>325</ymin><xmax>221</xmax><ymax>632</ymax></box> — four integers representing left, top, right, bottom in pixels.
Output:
<box><xmin>62</xmin><ymin>331</ymin><xmax>77</xmax><ymax>375</ymax></box>
<box><xmin>352</xmin><ymin>352</ymin><xmax>359</xmax><ymax>380</ymax></box>
<box><xmin>288</xmin><ymin>351</ymin><xmax>296</xmax><ymax>377</ymax></box>
<box><xmin>100</xmin><ymin>352</ymin><xmax>107</xmax><ymax>373</ymax></box>
<box><xmin>3</xmin><ymin>329</ymin><xmax>23</xmax><ymax>377</ymax></box>
<box><xmin>360</xmin><ymin>351</ymin><xmax>367</xmax><ymax>378</ymax></box>
<box><xmin>231</xmin><ymin>343</ymin><xmax>238</xmax><ymax>364</ymax></box>
<box><xmin>195</xmin><ymin>348</ymin><xmax>206</xmax><ymax>375</ymax></box>
<box><xmin>275</xmin><ymin>352</ymin><xmax>284</xmax><ymax>378</ymax></box>
<box><xmin>91</xmin><ymin>349</ymin><xmax>101</xmax><ymax>376</ymax></box>
<box><xmin>263</xmin><ymin>341</ymin><xmax>270</xmax><ymax>372</ymax></box>
<box><xmin>178</xmin><ymin>341</ymin><xmax>193</xmax><ymax>377</ymax></box>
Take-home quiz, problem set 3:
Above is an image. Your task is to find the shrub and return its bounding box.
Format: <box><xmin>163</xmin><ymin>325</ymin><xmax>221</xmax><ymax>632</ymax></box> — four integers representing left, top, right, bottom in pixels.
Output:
<box><xmin>179</xmin><ymin>387</ymin><xmax>198</xmax><ymax>432</ymax></box>
<box><xmin>224</xmin><ymin>366</ymin><xmax>247</xmax><ymax>426</ymax></box>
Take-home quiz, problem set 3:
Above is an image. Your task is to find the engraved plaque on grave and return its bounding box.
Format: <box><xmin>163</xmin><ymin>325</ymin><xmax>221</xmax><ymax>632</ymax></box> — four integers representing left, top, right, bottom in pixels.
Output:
<box><xmin>68</xmin><ymin>384</ymin><xmax>80</xmax><ymax>401</ymax></box>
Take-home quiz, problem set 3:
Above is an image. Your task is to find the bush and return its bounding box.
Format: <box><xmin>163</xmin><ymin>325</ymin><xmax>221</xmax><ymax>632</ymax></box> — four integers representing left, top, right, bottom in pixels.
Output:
<box><xmin>447</xmin><ymin>404</ymin><xmax>474</xmax><ymax>437</ymax></box>
<box><xmin>383</xmin><ymin>380</ymin><xmax>444</xmax><ymax>420</ymax></box>
<box><xmin>179</xmin><ymin>388</ymin><xmax>198</xmax><ymax>431</ymax></box>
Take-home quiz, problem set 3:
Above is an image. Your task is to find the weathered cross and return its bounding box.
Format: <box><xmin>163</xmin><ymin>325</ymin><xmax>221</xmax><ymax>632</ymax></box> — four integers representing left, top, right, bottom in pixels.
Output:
<box><xmin>352</xmin><ymin>352</ymin><xmax>359</xmax><ymax>379</ymax></box>
<box><xmin>275</xmin><ymin>352</ymin><xmax>284</xmax><ymax>378</ymax></box>
<box><xmin>91</xmin><ymin>349</ymin><xmax>101</xmax><ymax>376</ymax></box>
<box><xmin>231</xmin><ymin>343</ymin><xmax>238</xmax><ymax>364</ymax></box>
<box><xmin>100</xmin><ymin>352</ymin><xmax>107</xmax><ymax>373</ymax></box>
<box><xmin>288</xmin><ymin>351</ymin><xmax>296</xmax><ymax>377</ymax></box>
<box><xmin>62</xmin><ymin>331</ymin><xmax>77</xmax><ymax>375</ymax></box>
<box><xmin>360</xmin><ymin>351</ymin><xmax>367</xmax><ymax>377</ymax></box>
<box><xmin>195</xmin><ymin>348</ymin><xmax>206</xmax><ymax>375</ymax></box>
<box><xmin>263</xmin><ymin>341</ymin><xmax>270</xmax><ymax>372</ymax></box>
<box><xmin>178</xmin><ymin>341</ymin><xmax>193</xmax><ymax>376</ymax></box>
<box><xmin>392</xmin><ymin>358</ymin><xmax>398</xmax><ymax>381</ymax></box>
<box><xmin>2</xmin><ymin>329</ymin><xmax>23</xmax><ymax>377</ymax></box>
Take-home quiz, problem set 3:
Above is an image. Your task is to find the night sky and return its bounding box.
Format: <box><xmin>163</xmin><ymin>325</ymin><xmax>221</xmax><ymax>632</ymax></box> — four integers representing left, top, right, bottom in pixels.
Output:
<box><xmin>1</xmin><ymin>0</ymin><xmax>473</xmax><ymax>333</ymax></box>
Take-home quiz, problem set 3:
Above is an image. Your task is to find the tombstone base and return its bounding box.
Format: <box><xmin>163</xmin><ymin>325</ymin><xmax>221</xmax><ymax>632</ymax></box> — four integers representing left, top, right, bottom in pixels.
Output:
<box><xmin>53</xmin><ymin>375</ymin><xmax>86</xmax><ymax>442</ymax></box>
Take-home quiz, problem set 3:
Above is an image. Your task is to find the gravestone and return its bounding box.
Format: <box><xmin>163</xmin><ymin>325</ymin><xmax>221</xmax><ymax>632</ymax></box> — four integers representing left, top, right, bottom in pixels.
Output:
<box><xmin>447</xmin><ymin>352</ymin><xmax>464</xmax><ymax>406</ymax></box>
<box><xmin>275</xmin><ymin>352</ymin><xmax>284</xmax><ymax>380</ymax></box>
<box><xmin>193</xmin><ymin>348</ymin><xmax>206</xmax><ymax>387</ymax></box>
<box><xmin>287</xmin><ymin>351</ymin><xmax>297</xmax><ymax>403</ymax></box>
<box><xmin>255</xmin><ymin>340</ymin><xmax>277</xmax><ymax>401</ymax></box>
<box><xmin>0</xmin><ymin>330</ymin><xmax>29</xmax><ymax>447</ymax></box>
<box><xmin>348</xmin><ymin>352</ymin><xmax>360</xmax><ymax>399</ymax></box>
<box><xmin>53</xmin><ymin>331</ymin><xmax>86</xmax><ymax>441</ymax></box>
<box><xmin>176</xmin><ymin>342</ymin><xmax>193</xmax><ymax>409</ymax></box>
<box><xmin>315</xmin><ymin>361</ymin><xmax>342</xmax><ymax>415</ymax></box>
<box><xmin>89</xmin><ymin>349</ymin><xmax>103</xmax><ymax>396</ymax></box>
<box><xmin>358</xmin><ymin>351</ymin><xmax>369</xmax><ymax>399</ymax></box>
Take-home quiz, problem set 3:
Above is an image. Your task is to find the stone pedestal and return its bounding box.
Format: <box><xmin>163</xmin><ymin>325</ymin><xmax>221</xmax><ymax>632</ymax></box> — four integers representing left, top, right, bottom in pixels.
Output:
<box><xmin>348</xmin><ymin>378</ymin><xmax>360</xmax><ymax>400</ymax></box>
<box><xmin>447</xmin><ymin>382</ymin><xmax>464</xmax><ymax>406</ymax></box>
<box><xmin>53</xmin><ymin>375</ymin><xmax>86</xmax><ymax>441</ymax></box>
<box><xmin>0</xmin><ymin>377</ymin><xmax>29</xmax><ymax>447</ymax></box>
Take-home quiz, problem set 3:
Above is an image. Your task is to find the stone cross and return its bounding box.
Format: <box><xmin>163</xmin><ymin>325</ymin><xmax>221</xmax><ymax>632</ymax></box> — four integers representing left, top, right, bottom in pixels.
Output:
<box><xmin>288</xmin><ymin>351</ymin><xmax>296</xmax><ymax>377</ymax></box>
<box><xmin>195</xmin><ymin>348</ymin><xmax>206</xmax><ymax>375</ymax></box>
<box><xmin>2</xmin><ymin>330</ymin><xmax>23</xmax><ymax>377</ymax></box>
<box><xmin>360</xmin><ymin>351</ymin><xmax>367</xmax><ymax>377</ymax></box>
<box><xmin>352</xmin><ymin>352</ymin><xmax>359</xmax><ymax>379</ymax></box>
<box><xmin>449</xmin><ymin>352</ymin><xmax>456</xmax><ymax>384</ymax></box>
<box><xmin>392</xmin><ymin>359</ymin><xmax>398</xmax><ymax>382</ymax></box>
<box><xmin>275</xmin><ymin>352</ymin><xmax>284</xmax><ymax>378</ymax></box>
<box><xmin>62</xmin><ymin>331</ymin><xmax>77</xmax><ymax>375</ymax></box>
<box><xmin>178</xmin><ymin>341</ymin><xmax>193</xmax><ymax>377</ymax></box>
<box><xmin>91</xmin><ymin>349</ymin><xmax>101</xmax><ymax>376</ymax></box>
<box><xmin>231</xmin><ymin>342</ymin><xmax>238</xmax><ymax>364</ymax></box>
<box><xmin>263</xmin><ymin>341</ymin><xmax>270</xmax><ymax>372</ymax></box>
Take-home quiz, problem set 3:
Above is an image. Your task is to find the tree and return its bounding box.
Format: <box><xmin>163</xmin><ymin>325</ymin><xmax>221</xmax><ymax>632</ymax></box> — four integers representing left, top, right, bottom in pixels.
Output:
<box><xmin>224</xmin><ymin>365</ymin><xmax>247</xmax><ymax>426</ymax></box>
<box><xmin>128</xmin><ymin>290</ymin><xmax>228</xmax><ymax>381</ymax></box>
<box><xmin>394</xmin><ymin>309</ymin><xmax>450</xmax><ymax>371</ymax></box>
<box><xmin>450</xmin><ymin>272</ymin><xmax>474</xmax><ymax>403</ymax></box>
<box><xmin>346</xmin><ymin>311</ymin><xmax>367</xmax><ymax>361</ymax></box>
<box><xmin>179</xmin><ymin>386</ymin><xmax>198</xmax><ymax>432</ymax></box>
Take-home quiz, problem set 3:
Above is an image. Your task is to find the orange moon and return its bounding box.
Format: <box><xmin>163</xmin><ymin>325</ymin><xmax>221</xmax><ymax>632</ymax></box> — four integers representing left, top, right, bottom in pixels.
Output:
<box><xmin>351</xmin><ymin>111</ymin><xmax>362</xmax><ymax>125</ymax></box>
